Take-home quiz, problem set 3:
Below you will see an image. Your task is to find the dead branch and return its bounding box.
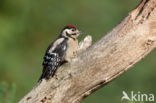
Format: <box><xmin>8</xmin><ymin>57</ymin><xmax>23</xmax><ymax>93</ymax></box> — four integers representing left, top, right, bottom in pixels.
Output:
<box><xmin>19</xmin><ymin>0</ymin><xmax>156</xmax><ymax>103</ymax></box>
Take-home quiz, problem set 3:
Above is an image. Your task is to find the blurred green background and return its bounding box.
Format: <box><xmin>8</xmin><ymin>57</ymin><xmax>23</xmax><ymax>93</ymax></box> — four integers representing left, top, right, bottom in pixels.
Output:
<box><xmin>0</xmin><ymin>0</ymin><xmax>156</xmax><ymax>103</ymax></box>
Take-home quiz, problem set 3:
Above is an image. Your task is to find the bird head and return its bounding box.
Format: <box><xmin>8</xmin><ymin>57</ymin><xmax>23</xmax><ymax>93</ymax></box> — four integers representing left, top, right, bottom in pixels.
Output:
<box><xmin>61</xmin><ymin>25</ymin><xmax>82</xmax><ymax>39</ymax></box>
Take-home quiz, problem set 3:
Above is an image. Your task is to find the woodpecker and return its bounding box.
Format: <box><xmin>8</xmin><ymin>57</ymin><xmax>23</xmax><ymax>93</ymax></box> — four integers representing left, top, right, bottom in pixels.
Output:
<box><xmin>39</xmin><ymin>25</ymin><xmax>82</xmax><ymax>81</ymax></box>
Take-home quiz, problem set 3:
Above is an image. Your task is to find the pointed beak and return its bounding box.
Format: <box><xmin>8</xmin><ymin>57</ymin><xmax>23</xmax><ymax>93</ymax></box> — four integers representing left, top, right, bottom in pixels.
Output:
<box><xmin>77</xmin><ymin>30</ymin><xmax>83</xmax><ymax>35</ymax></box>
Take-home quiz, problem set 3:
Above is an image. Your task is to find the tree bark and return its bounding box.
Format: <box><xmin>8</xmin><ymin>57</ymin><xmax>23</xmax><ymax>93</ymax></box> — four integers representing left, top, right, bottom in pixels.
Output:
<box><xmin>19</xmin><ymin>0</ymin><xmax>156</xmax><ymax>103</ymax></box>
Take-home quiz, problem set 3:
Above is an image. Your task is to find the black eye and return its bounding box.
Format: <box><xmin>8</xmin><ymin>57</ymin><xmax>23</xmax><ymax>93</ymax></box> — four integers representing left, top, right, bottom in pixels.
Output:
<box><xmin>71</xmin><ymin>28</ymin><xmax>75</xmax><ymax>31</ymax></box>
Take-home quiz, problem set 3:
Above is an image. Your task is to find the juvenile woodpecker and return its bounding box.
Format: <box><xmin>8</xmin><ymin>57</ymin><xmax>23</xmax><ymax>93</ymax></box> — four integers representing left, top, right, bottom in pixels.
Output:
<box><xmin>39</xmin><ymin>25</ymin><xmax>81</xmax><ymax>81</ymax></box>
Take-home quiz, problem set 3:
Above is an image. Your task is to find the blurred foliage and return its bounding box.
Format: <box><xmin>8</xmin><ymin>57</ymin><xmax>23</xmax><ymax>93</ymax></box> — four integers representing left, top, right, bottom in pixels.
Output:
<box><xmin>0</xmin><ymin>82</ymin><xmax>16</xmax><ymax>103</ymax></box>
<box><xmin>0</xmin><ymin>0</ymin><xmax>156</xmax><ymax>103</ymax></box>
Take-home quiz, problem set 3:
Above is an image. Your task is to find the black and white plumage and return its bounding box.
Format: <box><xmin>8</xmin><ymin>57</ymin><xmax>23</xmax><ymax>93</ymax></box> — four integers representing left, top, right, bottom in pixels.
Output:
<box><xmin>39</xmin><ymin>25</ymin><xmax>81</xmax><ymax>81</ymax></box>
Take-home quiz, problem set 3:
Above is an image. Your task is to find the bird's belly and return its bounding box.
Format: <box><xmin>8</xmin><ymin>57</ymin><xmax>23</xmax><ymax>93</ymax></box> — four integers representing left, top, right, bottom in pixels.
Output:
<box><xmin>65</xmin><ymin>39</ymin><xmax>78</xmax><ymax>61</ymax></box>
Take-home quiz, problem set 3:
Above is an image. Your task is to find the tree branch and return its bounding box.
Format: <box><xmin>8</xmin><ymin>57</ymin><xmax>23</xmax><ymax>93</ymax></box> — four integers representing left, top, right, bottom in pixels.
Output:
<box><xmin>19</xmin><ymin>0</ymin><xmax>156</xmax><ymax>103</ymax></box>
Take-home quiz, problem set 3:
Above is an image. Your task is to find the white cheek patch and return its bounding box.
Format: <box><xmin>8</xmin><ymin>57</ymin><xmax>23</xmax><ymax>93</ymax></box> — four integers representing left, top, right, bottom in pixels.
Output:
<box><xmin>66</xmin><ymin>29</ymin><xmax>72</xmax><ymax>34</ymax></box>
<box><xmin>62</xmin><ymin>29</ymin><xmax>73</xmax><ymax>36</ymax></box>
<box><xmin>62</xmin><ymin>29</ymin><xmax>80</xmax><ymax>39</ymax></box>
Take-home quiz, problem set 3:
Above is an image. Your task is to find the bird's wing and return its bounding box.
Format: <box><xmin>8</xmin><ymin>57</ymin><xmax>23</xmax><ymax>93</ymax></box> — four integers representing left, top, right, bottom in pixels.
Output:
<box><xmin>39</xmin><ymin>38</ymin><xmax>68</xmax><ymax>80</ymax></box>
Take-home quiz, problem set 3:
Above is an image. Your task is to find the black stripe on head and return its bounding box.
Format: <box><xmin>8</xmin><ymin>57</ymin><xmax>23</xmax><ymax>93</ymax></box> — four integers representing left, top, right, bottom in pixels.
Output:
<box><xmin>65</xmin><ymin>31</ymin><xmax>75</xmax><ymax>40</ymax></box>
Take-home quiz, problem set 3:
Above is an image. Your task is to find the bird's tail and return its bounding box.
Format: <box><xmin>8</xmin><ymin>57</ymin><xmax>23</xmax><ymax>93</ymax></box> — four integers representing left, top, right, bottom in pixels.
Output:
<box><xmin>38</xmin><ymin>67</ymin><xmax>56</xmax><ymax>82</ymax></box>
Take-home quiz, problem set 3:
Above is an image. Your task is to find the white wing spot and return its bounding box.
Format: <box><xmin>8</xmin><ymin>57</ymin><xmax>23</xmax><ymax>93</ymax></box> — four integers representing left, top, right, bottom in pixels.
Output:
<box><xmin>48</xmin><ymin>38</ymin><xmax>64</xmax><ymax>53</ymax></box>
<box><xmin>50</xmin><ymin>52</ymin><xmax>57</xmax><ymax>56</ymax></box>
<box><xmin>63</xmin><ymin>46</ymin><xmax>66</xmax><ymax>50</ymax></box>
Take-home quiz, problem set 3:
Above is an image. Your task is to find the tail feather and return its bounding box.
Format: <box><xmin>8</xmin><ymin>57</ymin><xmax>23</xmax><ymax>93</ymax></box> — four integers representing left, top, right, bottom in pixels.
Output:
<box><xmin>38</xmin><ymin>66</ymin><xmax>57</xmax><ymax>82</ymax></box>
<box><xmin>38</xmin><ymin>61</ymin><xmax>67</xmax><ymax>82</ymax></box>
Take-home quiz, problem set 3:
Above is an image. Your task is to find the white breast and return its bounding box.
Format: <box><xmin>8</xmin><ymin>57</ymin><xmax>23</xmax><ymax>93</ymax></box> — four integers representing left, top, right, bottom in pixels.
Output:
<box><xmin>65</xmin><ymin>38</ymin><xmax>78</xmax><ymax>61</ymax></box>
